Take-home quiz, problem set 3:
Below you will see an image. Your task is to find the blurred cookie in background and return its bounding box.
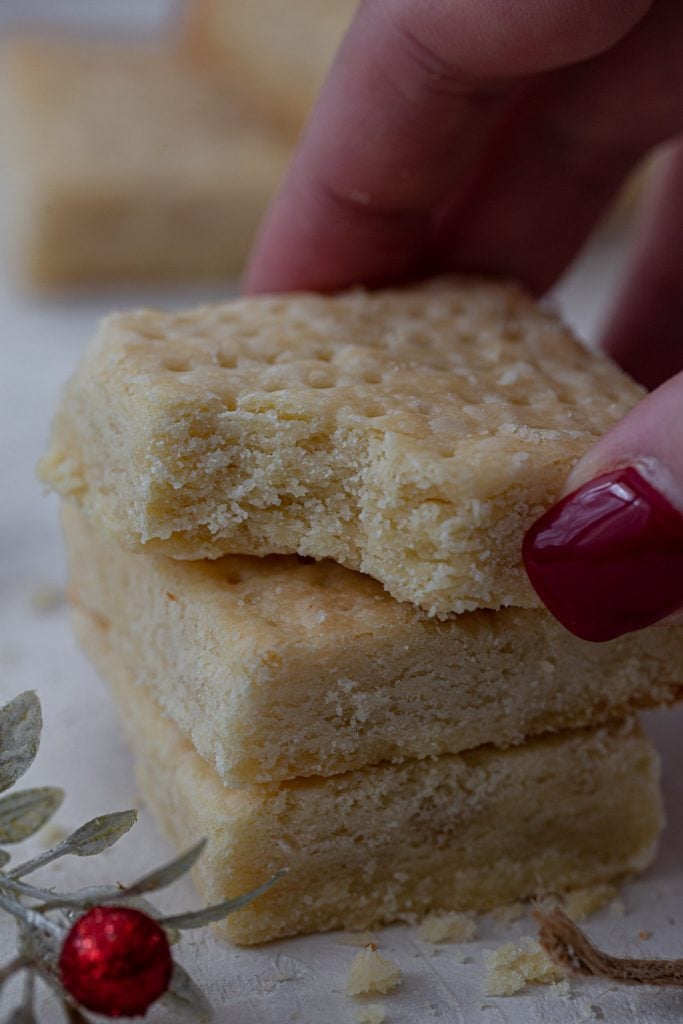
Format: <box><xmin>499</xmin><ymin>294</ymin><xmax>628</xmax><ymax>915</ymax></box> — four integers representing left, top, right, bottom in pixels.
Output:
<box><xmin>0</xmin><ymin>1</ymin><xmax>656</xmax><ymax>292</ymax></box>
<box><xmin>1</xmin><ymin>37</ymin><xmax>290</xmax><ymax>288</ymax></box>
<box><xmin>183</xmin><ymin>0</ymin><xmax>356</xmax><ymax>134</ymax></box>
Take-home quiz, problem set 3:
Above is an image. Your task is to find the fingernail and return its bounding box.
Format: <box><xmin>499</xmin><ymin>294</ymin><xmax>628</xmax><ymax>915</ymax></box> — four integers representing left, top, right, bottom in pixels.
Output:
<box><xmin>522</xmin><ymin>466</ymin><xmax>683</xmax><ymax>642</ymax></box>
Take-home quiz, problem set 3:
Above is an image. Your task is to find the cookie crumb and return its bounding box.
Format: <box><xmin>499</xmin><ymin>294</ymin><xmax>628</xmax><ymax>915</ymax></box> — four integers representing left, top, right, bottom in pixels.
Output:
<box><xmin>347</xmin><ymin>949</ymin><xmax>401</xmax><ymax>996</ymax></box>
<box><xmin>418</xmin><ymin>911</ymin><xmax>476</xmax><ymax>944</ymax></box>
<box><xmin>484</xmin><ymin>937</ymin><xmax>564</xmax><ymax>995</ymax></box>
<box><xmin>550</xmin><ymin>979</ymin><xmax>570</xmax><ymax>997</ymax></box>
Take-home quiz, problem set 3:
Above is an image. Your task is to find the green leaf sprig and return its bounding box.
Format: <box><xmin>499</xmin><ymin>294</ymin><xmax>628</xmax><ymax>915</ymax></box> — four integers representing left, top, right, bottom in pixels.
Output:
<box><xmin>0</xmin><ymin>693</ymin><xmax>282</xmax><ymax>1022</ymax></box>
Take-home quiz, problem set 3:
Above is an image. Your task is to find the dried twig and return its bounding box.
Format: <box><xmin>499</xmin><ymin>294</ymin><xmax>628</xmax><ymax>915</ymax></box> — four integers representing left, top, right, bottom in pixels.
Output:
<box><xmin>535</xmin><ymin>905</ymin><xmax>683</xmax><ymax>986</ymax></box>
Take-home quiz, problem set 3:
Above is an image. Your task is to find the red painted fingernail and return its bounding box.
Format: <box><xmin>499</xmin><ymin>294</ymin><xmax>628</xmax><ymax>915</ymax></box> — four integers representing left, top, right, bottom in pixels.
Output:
<box><xmin>522</xmin><ymin>466</ymin><xmax>683</xmax><ymax>642</ymax></box>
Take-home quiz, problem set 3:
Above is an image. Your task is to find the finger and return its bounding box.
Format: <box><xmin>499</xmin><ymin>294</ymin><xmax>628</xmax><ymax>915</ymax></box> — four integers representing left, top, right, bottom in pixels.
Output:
<box><xmin>600</xmin><ymin>139</ymin><xmax>683</xmax><ymax>389</ymax></box>
<box><xmin>523</xmin><ymin>371</ymin><xmax>683</xmax><ymax>642</ymax></box>
<box><xmin>436</xmin><ymin>0</ymin><xmax>683</xmax><ymax>293</ymax></box>
<box><xmin>245</xmin><ymin>0</ymin><xmax>652</xmax><ymax>294</ymax></box>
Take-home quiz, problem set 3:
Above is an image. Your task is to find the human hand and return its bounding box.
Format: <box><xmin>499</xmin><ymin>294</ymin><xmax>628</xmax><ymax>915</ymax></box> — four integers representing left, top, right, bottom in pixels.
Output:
<box><xmin>246</xmin><ymin>0</ymin><xmax>683</xmax><ymax>642</ymax></box>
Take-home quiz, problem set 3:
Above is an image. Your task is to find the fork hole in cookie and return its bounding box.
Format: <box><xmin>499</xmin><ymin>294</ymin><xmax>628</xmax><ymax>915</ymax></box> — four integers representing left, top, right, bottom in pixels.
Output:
<box><xmin>163</xmin><ymin>356</ymin><xmax>192</xmax><ymax>373</ymax></box>
<box><xmin>137</xmin><ymin>327</ymin><xmax>166</xmax><ymax>341</ymax></box>
<box><xmin>216</xmin><ymin>350</ymin><xmax>238</xmax><ymax>369</ymax></box>
<box><xmin>362</xmin><ymin>371</ymin><xmax>383</xmax><ymax>385</ymax></box>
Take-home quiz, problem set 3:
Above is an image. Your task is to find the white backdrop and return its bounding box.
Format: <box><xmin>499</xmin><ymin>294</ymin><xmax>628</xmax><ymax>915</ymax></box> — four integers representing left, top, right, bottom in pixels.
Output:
<box><xmin>0</xmin><ymin>0</ymin><xmax>175</xmax><ymax>34</ymax></box>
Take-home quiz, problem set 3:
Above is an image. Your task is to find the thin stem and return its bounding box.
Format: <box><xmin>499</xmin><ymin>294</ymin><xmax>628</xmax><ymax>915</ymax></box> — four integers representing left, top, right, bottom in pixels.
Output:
<box><xmin>0</xmin><ymin>877</ymin><xmax>61</xmax><ymax>904</ymax></box>
<box><xmin>161</xmin><ymin>870</ymin><xmax>286</xmax><ymax>931</ymax></box>
<box><xmin>536</xmin><ymin>905</ymin><xmax>683</xmax><ymax>985</ymax></box>
<box><xmin>9</xmin><ymin>847</ymin><xmax>67</xmax><ymax>880</ymax></box>
<box><xmin>21</xmin><ymin>968</ymin><xmax>35</xmax><ymax>1011</ymax></box>
<box><xmin>62</xmin><ymin>1001</ymin><xmax>92</xmax><ymax>1023</ymax></box>
<box><xmin>0</xmin><ymin>892</ymin><xmax>63</xmax><ymax>938</ymax></box>
<box><xmin>0</xmin><ymin>956</ymin><xmax>28</xmax><ymax>989</ymax></box>
<box><xmin>34</xmin><ymin>967</ymin><xmax>91</xmax><ymax>1023</ymax></box>
<box><xmin>38</xmin><ymin>886</ymin><xmax>122</xmax><ymax>914</ymax></box>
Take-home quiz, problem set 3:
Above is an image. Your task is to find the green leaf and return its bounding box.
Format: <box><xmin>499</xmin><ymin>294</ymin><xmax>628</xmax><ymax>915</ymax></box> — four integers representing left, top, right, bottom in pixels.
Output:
<box><xmin>161</xmin><ymin>870</ymin><xmax>285</xmax><ymax>931</ymax></box>
<box><xmin>38</xmin><ymin>842</ymin><xmax>206</xmax><ymax>910</ymax></box>
<box><xmin>37</xmin><ymin>883</ymin><xmax>121</xmax><ymax>913</ymax></box>
<box><xmin>0</xmin><ymin>789</ymin><xmax>64</xmax><ymax>844</ymax></box>
<box><xmin>122</xmin><ymin>840</ymin><xmax>206</xmax><ymax>897</ymax></box>
<box><xmin>0</xmin><ymin>694</ymin><xmax>41</xmax><ymax>794</ymax></box>
<box><xmin>62</xmin><ymin>810</ymin><xmax>138</xmax><ymax>857</ymax></box>
<box><xmin>37</xmin><ymin>888</ymin><xmax>180</xmax><ymax>942</ymax></box>
<box><xmin>10</xmin><ymin>810</ymin><xmax>137</xmax><ymax>878</ymax></box>
<box><xmin>37</xmin><ymin>890</ymin><xmax>180</xmax><ymax>944</ymax></box>
<box><xmin>159</xmin><ymin>963</ymin><xmax>213</xmax><ymax>1022</ymax></box>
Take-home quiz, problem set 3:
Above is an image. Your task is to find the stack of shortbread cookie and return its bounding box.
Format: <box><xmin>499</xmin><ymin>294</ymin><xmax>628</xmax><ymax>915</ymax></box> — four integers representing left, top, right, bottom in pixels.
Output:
<box><xmin>41</xmin><ymin>278</ymin><xmax>682</xmax><ymax>944</ymax></box>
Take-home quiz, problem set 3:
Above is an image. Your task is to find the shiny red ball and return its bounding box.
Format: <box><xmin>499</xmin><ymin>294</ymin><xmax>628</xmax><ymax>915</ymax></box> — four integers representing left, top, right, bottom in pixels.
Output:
<box><xmin>59</xmin><ymin>906</ymin><xmax>173</xmax><ymax>1018</ymax></box>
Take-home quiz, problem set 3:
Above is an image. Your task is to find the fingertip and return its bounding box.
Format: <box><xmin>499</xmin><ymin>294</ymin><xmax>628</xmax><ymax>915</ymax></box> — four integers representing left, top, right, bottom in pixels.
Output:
<box><xmin>398</xmin><ymin>0</ymin><xmax>654</xmax><ymax>78</ymax></box>
<box><xmin>561</xmin><ymin>371</ymin><xmax>683</xmax><ymax>507</ymax></box>
<box><xmin>525</xmin><ymin>370</ymin><xmax>683</xmax><ymax>640</ymax></box>
<box><xmin>528</xmin><ymin>368</ymin><xmax>683</xmax><ymax>638</ymax></box>
<box><xmin>523</xmin><ymin>465</ymin><xmax>683</xmax><ymax>641</ymax></box>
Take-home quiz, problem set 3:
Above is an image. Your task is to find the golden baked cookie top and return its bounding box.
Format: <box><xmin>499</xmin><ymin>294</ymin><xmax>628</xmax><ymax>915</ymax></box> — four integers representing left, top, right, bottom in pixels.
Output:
<box><xmin>41</xmin><ymin>277</ymin><xmax>643</xmax><ymax>614</ymax></box>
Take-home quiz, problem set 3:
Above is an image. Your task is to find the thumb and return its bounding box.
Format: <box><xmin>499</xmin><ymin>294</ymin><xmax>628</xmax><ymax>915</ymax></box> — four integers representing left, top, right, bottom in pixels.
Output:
<box><xmin>523</xmin><ymin>371</ymin><xmax>683</xmax><ymax>642</ymax></box>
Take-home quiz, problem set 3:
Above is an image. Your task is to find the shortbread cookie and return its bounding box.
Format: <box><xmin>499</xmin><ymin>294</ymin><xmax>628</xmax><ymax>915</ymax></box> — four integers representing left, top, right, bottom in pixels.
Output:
<box><xmin>1</xmin><ymin>39</ymin><xmax>289</xmax><ymax>286</ymax></box>
<box><xmin>184</xmin><ymin>0</ymin><xmax>354</xmax><ymax>131</ymax></box>
<box><xmin>99</xmin><ymin>666</ymin><xmax>662</xmax><ymax>944</ymax></box>
<box><xmin>43</xmin><ymin>278</ymin><xmax>644</xmax><ymax>613</ymax></box>
<box><xmin>65</xmin><ymin>507</ymin><xmax>683</xmax><ymax>784</ymax></box>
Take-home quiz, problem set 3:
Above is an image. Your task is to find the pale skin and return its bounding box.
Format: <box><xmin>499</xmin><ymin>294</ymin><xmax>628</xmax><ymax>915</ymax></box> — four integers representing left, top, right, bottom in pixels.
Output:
<box><xmin>245</xmin><ymin>0</ymin><xmax>683</xmax><ymax>509</ymax></box>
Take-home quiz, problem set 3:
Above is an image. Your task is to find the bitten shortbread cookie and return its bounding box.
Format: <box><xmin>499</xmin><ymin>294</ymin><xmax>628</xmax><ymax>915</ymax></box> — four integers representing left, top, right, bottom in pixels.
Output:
<box><xmin>1</xmin><ymin>39</ymin><xmax>289</xmax><ymax>286</ymax></box>
<box><xmin>43</xmin><ymin>278</ymin><xmax>644</xmax><ymax>613</ymax></box>
<box><xmin>184</xmin><ymin>0</ymin><xmax>354</xmax><ymax>131</ymax></box>
<box><xmin>65</xmin><ymin>506</ymin><xmax>683</xmax><ymax>784</ymax></box>
<box><xmin>101</xmin><ymin>667</ymin><xmax>662</xmax><ymax>944</ymax></box>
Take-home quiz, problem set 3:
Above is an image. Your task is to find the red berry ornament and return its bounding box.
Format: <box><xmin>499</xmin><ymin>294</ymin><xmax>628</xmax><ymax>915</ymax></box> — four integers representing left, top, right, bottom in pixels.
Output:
<box><xmin>59</xmin><ymin>906</ymin><xmax>173</xmax><ymax>1018</ymax></box>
